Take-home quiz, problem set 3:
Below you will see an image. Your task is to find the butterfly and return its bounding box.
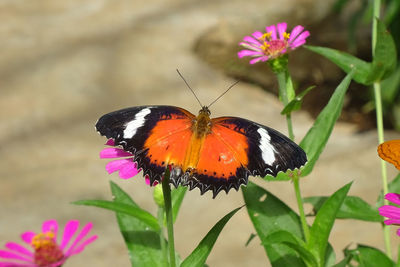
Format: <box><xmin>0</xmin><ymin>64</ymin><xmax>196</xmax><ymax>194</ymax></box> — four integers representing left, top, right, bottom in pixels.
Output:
<box><xmin>96</xmin><ymin>104</ymin><xmax>307</xmax><ymax>197</ymax></box>
<box><xmin>378</xmin><ymin>140</ymin><xmax>400</xmax><ymax>171</ymax></box>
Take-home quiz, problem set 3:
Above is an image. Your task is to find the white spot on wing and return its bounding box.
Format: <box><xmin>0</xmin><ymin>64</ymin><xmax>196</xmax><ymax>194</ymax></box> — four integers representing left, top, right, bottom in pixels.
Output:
<box><xmin>123</xmin><ymin>108</ymin><xmax>151</xmax><ymax>138</ymax></box>
<box><xmin>257</xmin><ymin>128</ymin><xmax>276</xmax><ymax>165</ymax></box>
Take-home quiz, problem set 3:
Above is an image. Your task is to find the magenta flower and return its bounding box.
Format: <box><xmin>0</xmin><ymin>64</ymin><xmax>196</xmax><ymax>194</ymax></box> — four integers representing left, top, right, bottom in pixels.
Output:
<box><xmin>379</xmin><ymin>193</ymin><xmax>400</xmax><ymax>236</ymax></box>
<box><xmin>238</xmin><ymin>22</ymin><xmax>310</xmax><ymax>64</ymax></box>
<box><xmin>100</xmin><ymin>139</ymin><xmax>153</xmax><ymax>185</ymax></box>
<box><xmin>0</xmin><ymin>219</ymin><xmax>97</xmax><ymax>267</ymax></box>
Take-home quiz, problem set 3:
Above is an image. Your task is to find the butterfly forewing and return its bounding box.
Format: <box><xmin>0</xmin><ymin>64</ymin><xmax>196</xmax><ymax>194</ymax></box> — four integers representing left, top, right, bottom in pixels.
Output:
<box><xmin>96</xmin><ymin>105</ymin><xmax>195</xmax><ymax>185</ymax></box>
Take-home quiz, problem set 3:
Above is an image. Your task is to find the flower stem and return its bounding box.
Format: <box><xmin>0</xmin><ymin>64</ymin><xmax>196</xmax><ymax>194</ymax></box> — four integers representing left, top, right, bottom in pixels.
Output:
<box><xmin>371</xmin><ymin>0</ymin><xmax>391</xmax><ymax>258</ymax></box>
<box><xmin>162</xmin><ymin>168</ymin><xmax>176</xmax><ymax>267</ymax></box>
<box><xmin>293</xmin><ymin>172</ymin><xmax>310</xmax><ymax>242</ymax></box>
<box><xmin>276</xmin><ymin>69</ymin><xmax>309</xmax><ymax>241</ymax></box>
<box><xmin>374</xmin><ymin>82</ymin><xmax>391</xmax><ymax>257</ymax></box>
<box><xmin>157</xmin><ymin>207</ymin><xmax>168</xmax><ymax>267</ymax></box>
<box><xmin>276</xmin><ymin>70</ymin><xmax>295</xmax><ymax>140</ymax></box>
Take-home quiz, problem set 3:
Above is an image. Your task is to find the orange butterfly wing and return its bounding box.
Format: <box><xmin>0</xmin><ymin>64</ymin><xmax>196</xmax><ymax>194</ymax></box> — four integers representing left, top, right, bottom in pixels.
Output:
<box><xmin>378</xmin><ymin>140</ymin><xmax>400</xmax><ymax>170</ymax></box>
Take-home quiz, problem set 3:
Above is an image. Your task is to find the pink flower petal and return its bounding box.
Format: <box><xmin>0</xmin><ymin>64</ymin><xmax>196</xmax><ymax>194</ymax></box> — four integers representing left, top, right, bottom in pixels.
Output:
<box><xmin>385</xmin><ymin>193</ymin><xmax>400</xmax><ymax>205</ymax></box>
<box><xmin>379</xmin><ymin>205</ymin><xmax>400</xmax><ymax>219</ymax></box>
<box><xmin>238</xmin><ymin>42</ymin><xmax>262</xmax><ymax>51</ymax></box>
<box><xmin>0</xmin><ymin>250</ymin><xmax>32</xmax><ymax>263</ymax></box>
<box><xmin>265</xmin><ymin>25</ymin><xmax>277</xmax><ymax>40</ymax></box>
<box><xmin>105</xmin><ymin>139</ymin><xmax>115</xmax><ymax>146</ymax></box>
<box><xmin>397</xmin><ymin>228</ymin><xmax>400</xmax><ymax>237</ymax></box>
<box><xmin>243</xmin><ymin>36</ymin><xmax>262</xmax><ymax>46</ymax></box>
<box><xmin>290</xmin><ymin>31</ymin><xmax>310</xmax><ymax>47</ymax></box>
<box><xmin>64</xmin><ymin>223</ymin><xmax>93</xmax><ymax>256</ymax></box>
<box><xmin>105</xmin><ymin>159</ymin><xmax>133</xmax><ymax>174</ymax></box>
<box><xmin>249</xmin><ymin>56</ymin><xmax>269</xmax><ymax>64</ymax></box>
<box><xmin>0</xmin><ymin>262</ymin><xmax>35</xmax><ymax>267</ymax></box>
<box><xmin>384</xmin><ymin>219</ymin><xmax>400</xmax><ymax>225</ymax></box>
<box><xmin>100</xmin><ymin>147</ymin><xmax>133</xmax><ymax>159</ymax></box>
<box><xmin>252</xmin><ymin>31</ymin><xmax>263</xmax><ymax>39</ymax></box>
<box><xmin>66</xmin><ymin>235</ymin><xmax>98</xmax><ymax>256</ymax></box>
<box><xmin>238</xmin><ymin>50</ymin><xmax>263</xmax><ymax>58</ymax></box>
<box><xmin>290</xmin><ymin>39</ymin><xmax>306</xmax><ymax>49</ymax></box>
<box><xmin>145</xmin><ymin>176</ymin><xmax>151</xmax><ymax>185</ymax></box>
<box><xmin>288</xmin><ymin>25</ymin><xmax>304</xmax><ymax>42</ymax></box>
<box><xmin>119</xmin><ymin>162</ymin><xmax>139</xmax><ymax>179</ymax></box>
<box><xmin>277</xmin><ymin>22</ymin><xmax>287</xmax><ymax>40</ymax></box>
<box><xmin>60</xmin><ymin>220</ymin><xmax>79</xmax><ymax>250</ymax></box>
<box><xmin>42</xmin><ymin>219</ymin><xmax>59</xmax><ymax>242</ymax></box>
<box><xmin>4</xmin><ymin>243</ymin><xmax>32</xmax><ymax>258</ymax></box>
<box><xmin>20</xmin><ymin>232</ymin><xmax>35</xmax><ymax>245</ymax></box>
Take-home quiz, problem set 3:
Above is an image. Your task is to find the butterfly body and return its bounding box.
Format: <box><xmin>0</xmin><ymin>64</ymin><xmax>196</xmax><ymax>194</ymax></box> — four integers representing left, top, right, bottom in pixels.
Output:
<box><xmin>96</xmin><ymin>105</ymin><xmax>307</xmax><ymax>197</ymax></box>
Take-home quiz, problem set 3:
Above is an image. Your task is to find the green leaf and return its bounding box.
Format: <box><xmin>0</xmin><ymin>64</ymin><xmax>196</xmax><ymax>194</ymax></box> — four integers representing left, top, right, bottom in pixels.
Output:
<box><xmin>305</xmin><ymin>20</ymin><xmax>396</xmax><ymax>85</ymax></box>
<box><xmin>109</xmin><ymin>181</ymin><xmax>166</xmax><ymax>267</ymax></box>
<box><xmin>331</xmin><ymin>254</ymin><xmax>351</xmax><ymax>267</ymax></box>
<box><xmin>245</xmin><ymin>233</ymin><xmax>257</xmax><ymax>247</ymax></box>
<box><xmin>300</xmin><ymin>71</ymin><xmax>354</xmax><ymax>176</ymax></box>
<box><xmin>305</xmin><ymin>45</ymin><xmax>373</xmax><ymax>84</ymax></box>
<box><xmin>377</xmin><ymin>173</ymin><xmax>400</xmax><ymax>207</ymax></box>
<box><xmin>242</xmin><ymin>182</ymin><xmax>305</xmax><ymax>267</ymax></box>
<box><xmin>263</xmin><ymin>230</ymin><xmax>318</xmax><ymax>267</ymax></box>
<box><xmin>73</xmin><ymin>199</ymin><xmax>160</xmax><ymax>231</ymax></box>
<box><xmin>281</xmin><ymin>86</ymin><xmax>315</xmax><ymax>115</ymax></box>
<box><xmin>381</xmin><ymin>65</ymin><xmax>400</xmax><ymax>105</ymax></box>
<box><xmin>373</xmin><ymin>19</ymin><xmax>397</xmax><ymax>81</ymax></box>
<box><xmin>304</xmin><ymin>195</ymin><xmax>382</xmax><ymax>222</ymax></box>
<box><xmin>344</xmin><ymin>244</ymin><xmax>394</xmax><ymax>267</ymax></box>
<box><xmin>180</xmin><ymin>206</ymin><xmax>242</xmax><ymax>267</ymax></box>
<box><xmin>325</xmin><ymin>243</ymin><xmax>336</xmax><ymax>267</ymax></box>
<box><xmin>171</xmin><ymin>186</ymin><xmax>187</xmax><ymax>223</ymax></box>
<box><xmin>307</xmin><ymin>183</ymin><xmax>352</xmax><ymax>266</ymax></box>
<box><xmin>264</xmin><ymin>171</ymin><xmax>291</xmax><ymax>181</ymax></box>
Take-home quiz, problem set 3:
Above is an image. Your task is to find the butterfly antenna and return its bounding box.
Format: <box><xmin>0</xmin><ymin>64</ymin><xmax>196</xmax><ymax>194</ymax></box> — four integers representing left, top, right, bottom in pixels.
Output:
<box><xmin>208</xmin><ymin>80</ymin><xmax>240</xmax><ymax>108</ymax></box>
<box><xmin>176</xmin><ymin>69</ymin><xmax>203</xmax><ymax>108</ymax></box>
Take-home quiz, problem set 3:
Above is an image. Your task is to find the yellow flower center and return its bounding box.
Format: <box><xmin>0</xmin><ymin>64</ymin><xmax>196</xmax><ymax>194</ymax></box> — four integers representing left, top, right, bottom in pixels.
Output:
<box><xmin>258</xmin><ymin>30</ymin><xmax>290</xmax><ymax>58</ymax></box>
<box><xmin>31</xmin><ymin>231</ymin><xmax>64</xmax><ymax>267</ymax></box>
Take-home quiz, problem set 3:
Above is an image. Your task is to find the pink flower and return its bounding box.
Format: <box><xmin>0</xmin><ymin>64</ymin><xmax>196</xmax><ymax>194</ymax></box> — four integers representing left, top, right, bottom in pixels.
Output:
<box><xmin>0</xmin><ymin>219</ymin><xmax>97</xmax><ymax>267</ymax></box>
<box><xmin>100</xmin><ymin>139</ymin><xmax>152</xmax><ymax>185</ymax></box>
<box><xmin>238</xmin><ymin>22</ymin><xmax>310</xmax><ymax>64</ymax></box>
<box><xmin>378</xmin><ymin>193</ymin><xmax>400</xmax><ymax>236</ymax></box>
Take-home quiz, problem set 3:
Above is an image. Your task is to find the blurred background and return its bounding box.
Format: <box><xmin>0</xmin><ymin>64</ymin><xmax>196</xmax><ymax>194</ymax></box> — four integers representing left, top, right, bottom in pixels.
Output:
<box><xmin>1</xmin><ymin>0</ymin><xmax>399</xmax><ymax>266</ymax></box>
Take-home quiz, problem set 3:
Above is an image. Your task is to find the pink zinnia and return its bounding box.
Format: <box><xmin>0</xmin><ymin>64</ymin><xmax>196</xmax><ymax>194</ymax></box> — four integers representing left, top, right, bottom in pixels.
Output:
<box><xmin>238</xmin><ymin>22</ymin><xmax>310</xmax><ymax>64</ymax></box>
<box><xmin>0</xmin><ymin>219</ymin><xmax>97</xmax><ymax>267</ymax></box>
<box><xmin>379</xmin><ymin>193</ymin><xmax>400</xmax><ymax>236</ymax></box>
<box><xmin>100</xmin><ymin>139</ymin><xmax>153</xmax><ymax>185</ymax></box>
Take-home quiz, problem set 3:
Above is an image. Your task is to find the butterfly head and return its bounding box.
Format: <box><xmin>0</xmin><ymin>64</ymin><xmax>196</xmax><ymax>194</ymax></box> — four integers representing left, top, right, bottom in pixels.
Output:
<box><xmin>199</xmin><ymin>106</ymin><xmax>211</xmax><ymax>116</ymax></box>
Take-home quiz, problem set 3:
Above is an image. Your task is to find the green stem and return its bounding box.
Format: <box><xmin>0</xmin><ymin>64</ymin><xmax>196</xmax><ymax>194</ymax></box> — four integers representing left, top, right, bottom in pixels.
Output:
<box><xmin>157</xmin><ymin>207</ymin><xmax>168</xmax><ymax>267</ymax></box>
<box><xmin>276</xmin><ymin>69</ymin><xmax>309</xmax><ymax>241</ymax></box>
<box><xmin>374</xmin><ymin>82</ymin><xmax>391</xmax><ymax>257</ymax></box>
<box><xmin>276</xmin><ymin>70</ymin><xmax>295</xmax><ymax>140</ymax></box>
<box><xmin>293</xmin><ymin>172</ymin><xmax>310</xmax><ymax>242</ymax></box>
<box><xmin>372</xmin><ymin>0</ymin><xmax>381</xmax><ymax>55</ymax></box>
<box><xmin>162</xmin><ymin>168</ymin><xmax>176</xmax><ymax>267</ymax></box>
<box><xmin>371</xmin><ymin>0</ymin><xmax>391</xmax><ymax>258</ymax></box>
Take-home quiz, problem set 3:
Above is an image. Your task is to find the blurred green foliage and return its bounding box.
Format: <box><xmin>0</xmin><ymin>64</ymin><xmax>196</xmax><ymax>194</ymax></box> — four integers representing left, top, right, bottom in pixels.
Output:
<box><xmin>334</xmin><ymin>0</ymin><xmax>400</xmax><ymax>130</ymax></box>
